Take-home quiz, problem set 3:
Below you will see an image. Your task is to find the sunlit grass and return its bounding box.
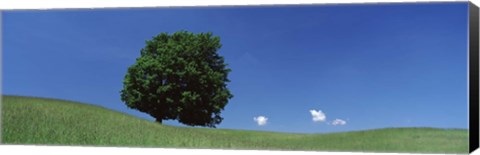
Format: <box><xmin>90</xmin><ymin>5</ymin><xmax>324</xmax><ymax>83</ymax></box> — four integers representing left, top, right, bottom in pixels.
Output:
<box><xmin>1</xmin><ymin>95</ymin><xmax>469</xmax><ymax>153</ymax></box>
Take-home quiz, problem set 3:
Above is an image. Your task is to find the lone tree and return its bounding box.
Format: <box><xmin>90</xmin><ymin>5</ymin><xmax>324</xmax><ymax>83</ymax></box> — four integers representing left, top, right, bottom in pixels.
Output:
<box><xmin>120</xmin><ymin>31</ymin><xmax>233</xmax><ymax>128</ymax></box>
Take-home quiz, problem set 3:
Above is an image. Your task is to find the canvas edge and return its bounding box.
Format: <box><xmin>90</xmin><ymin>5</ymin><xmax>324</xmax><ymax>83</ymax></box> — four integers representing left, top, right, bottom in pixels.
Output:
<box><xmin>469</xmin><ymin>1</ymin><xmax>480</xmax><ymax>153</ymax></box>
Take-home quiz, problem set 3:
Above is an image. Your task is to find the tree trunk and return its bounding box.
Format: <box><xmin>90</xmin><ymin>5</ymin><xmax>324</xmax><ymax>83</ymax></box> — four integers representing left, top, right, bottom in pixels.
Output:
<box><xmin>156</xmin><ymin>118</ymin><xmax>163</xmax><ymax>124</ymax></box>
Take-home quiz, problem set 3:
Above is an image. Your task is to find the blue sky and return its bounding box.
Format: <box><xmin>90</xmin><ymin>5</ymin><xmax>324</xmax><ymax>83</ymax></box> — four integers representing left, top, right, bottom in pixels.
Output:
<box><xmin>2</xmin><ymin>2</ymin><xmax>469</xmax><ymax>133</ymax></box>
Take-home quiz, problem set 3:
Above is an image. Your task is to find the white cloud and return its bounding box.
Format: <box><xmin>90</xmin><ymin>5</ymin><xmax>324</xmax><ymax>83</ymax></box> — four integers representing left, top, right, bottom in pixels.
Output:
<box><xmin>331</xmin><ymin>119</ymin><xmax>347</xmax><ymax>126</ymax></box>
<box><xmin>309</xmin><ymin>110</ymin><xmax>326</xmax><ymax>122</ymax></box>
<box><xmin>253</xmin><ymin>116</ymin><xmax>268</xmax><ymax>126</ymax></box>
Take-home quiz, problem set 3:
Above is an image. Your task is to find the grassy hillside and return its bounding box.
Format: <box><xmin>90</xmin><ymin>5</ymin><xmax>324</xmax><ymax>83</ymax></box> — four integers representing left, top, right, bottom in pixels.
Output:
<box><xmin>1</xmin><ymin>95</ymin><xmax>469</xmax><ymax>153</ymax></box>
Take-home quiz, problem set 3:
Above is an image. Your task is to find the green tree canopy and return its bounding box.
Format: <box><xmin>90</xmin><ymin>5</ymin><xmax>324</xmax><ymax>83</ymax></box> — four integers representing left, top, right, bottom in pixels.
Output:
<box><xmin>120</xmin><ymin>31</ymin><xmax>233</xmax><ymax>128</ymax></box>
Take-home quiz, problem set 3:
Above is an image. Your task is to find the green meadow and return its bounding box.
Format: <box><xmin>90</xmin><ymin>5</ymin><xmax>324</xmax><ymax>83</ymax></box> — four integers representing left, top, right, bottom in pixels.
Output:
<box><xmin>1</xmin><ymin>95</ymin><xmax>469</xmax><ymax>153</ymax></box>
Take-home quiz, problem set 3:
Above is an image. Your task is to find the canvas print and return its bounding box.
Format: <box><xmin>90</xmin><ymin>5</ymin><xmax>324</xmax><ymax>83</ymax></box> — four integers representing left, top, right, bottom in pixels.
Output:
<box><xmin>1</xmin><ymin>2</ymin><xmax>474</xmax><ymax>154</ymax></box>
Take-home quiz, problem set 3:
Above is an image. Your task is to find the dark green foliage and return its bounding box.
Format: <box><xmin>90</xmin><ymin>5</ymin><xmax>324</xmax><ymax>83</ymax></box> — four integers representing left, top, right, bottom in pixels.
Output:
<box><xmin>120</xmin><ymin>31</ymin><xmax>233</xmax><ymax>128</ymax></box>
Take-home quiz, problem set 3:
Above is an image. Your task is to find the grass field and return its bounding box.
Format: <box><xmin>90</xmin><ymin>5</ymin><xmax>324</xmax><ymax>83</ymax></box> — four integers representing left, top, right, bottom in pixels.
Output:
<box><xmin>1</xmin><ymin>95</ymin><xmax>469</xmax><ymax>153</ymax></box>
